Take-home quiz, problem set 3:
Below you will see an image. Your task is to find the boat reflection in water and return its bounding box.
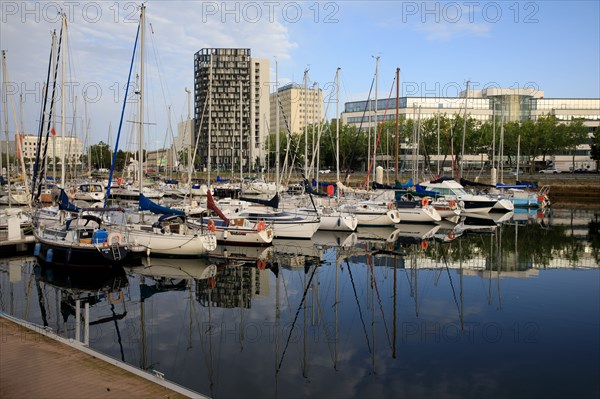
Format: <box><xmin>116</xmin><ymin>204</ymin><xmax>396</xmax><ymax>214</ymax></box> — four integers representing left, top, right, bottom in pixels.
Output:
<box><xmin>125</xmin><ymin>257</ymin><xmax>218</xmax><ymax>301</ymax></box>
<box><xmin>0</xmin><ymin>207</ymin><xmax>598</xmax><ymax>399</ymax></box>
<box><xmin>32</xmin><ymin>260</ymin><xmax>130</xmax><ymax>353</ymax></box>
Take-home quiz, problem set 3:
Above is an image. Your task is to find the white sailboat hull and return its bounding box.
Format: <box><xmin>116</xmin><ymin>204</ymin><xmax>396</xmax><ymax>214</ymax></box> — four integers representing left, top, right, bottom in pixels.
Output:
<box><xmin>120</xmin><ymin>227</ymin><xmax>217</xmax><ymax>256</ymax></box>
<box><xmin>396</xmin><ymin>205</ymin><xmax>442</xmax><ymax>223</ymax></box>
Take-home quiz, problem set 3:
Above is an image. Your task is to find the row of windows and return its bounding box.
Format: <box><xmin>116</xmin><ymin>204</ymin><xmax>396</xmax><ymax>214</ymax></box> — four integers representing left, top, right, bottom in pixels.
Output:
<box><xmin>345</xmin><ymin>97</ymin><xmax>491</xmax><ymax>113</ymax></box>
<box><xmin>534</xmin><ymin>99</ymin><xmax>600</xmax><ymax>110</ymax></box>
<box><xmin>345</xmin><ymin>97</ymin><xmax>600</xmax><ymax>114</ymax></box>
<box><xmin>346</xmin><ymin>113</ymin><xmax>491</xmax><ymax>123</ymax></box>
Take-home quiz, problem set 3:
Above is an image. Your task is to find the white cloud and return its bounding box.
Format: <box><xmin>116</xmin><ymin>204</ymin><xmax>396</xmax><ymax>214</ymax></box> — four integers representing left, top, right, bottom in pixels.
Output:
<box><xmin>0</xmin><ymin>1</ymin><xmax>297</xmax><ymax>146</ymax></box>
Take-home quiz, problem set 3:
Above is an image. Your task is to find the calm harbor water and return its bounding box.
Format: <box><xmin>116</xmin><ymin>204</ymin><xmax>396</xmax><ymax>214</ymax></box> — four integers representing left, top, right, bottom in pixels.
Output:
<box><xmin>1</xmin><ymin>208</ymin><xmax>599</xmax><ymax>398</ymax></box>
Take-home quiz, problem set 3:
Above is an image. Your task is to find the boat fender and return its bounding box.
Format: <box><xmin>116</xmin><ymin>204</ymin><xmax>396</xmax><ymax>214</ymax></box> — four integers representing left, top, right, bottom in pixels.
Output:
<box><xmin>208</xmin><ymin>277</ymin><xmax>217</xmax><ymax>289</ymax></box>
<box><xmin>256</xmin><ymin>221</ymin><xmax>266</xmax><ymax>232</ymax></box>
<box><xmin>257</xmin><ymin>259</ymin><xmax>266</xmax><ymax>270</ymax></box>
<box><xmin>537</xmin><ymin>195</ymin><xmax>545</xmax><ymax>204</ymax></box>
<box><xmin>207</xmin><ymin>219</ymin><xmax>216</xmax><ymax>233</ymax></box>
<box><xmin>107</xmin><ymin>232</ymin><xmax>123</xmax><ymax>245</ymax></box>
<box><xmin>387</xmin><ymin>202</ymin><xmax>394</xmax><ymax>210</ymax></box>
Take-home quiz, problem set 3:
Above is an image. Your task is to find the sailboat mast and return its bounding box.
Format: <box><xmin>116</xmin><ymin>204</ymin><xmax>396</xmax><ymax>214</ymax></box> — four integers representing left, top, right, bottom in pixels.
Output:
<box><xmin>72</xmin><ymin>96</ymin><xmax>77</xmax><ymax>179</ymax></box>
<box><xmin>85</xmin><ymin>99</ymin><xmax>90</xmax><ymax>175</ymax></box>
<box><xmin>312</xmin><ymin>82</ymin><xmax>317</xmax><ymax>181</ymax></box>
<box><xmin>516</xmin><ymin>134</ymin><xmax>521</xmax><ymax>180</ymax></box>
<box><xmin>373</xmin><ymin>56</ymin><xmax>379</xmax><ymax>184</ymax></box>
<box><xmin>335</xmin><ymin>68</ymin><xmax>340</xmax><ymax>192</ymax></box>
<box><xmin>460</xmin><ymin>80</ymin><xmax>469</xmax><ymax>178</ymax></box>
<box><xmin>395</xmin><ymin>67</ymin><xmax>399</xmax><ymax>181</ymax></box>
<box><xmin>491</xmin><ymin>99</ymin><xmax>496</xmax><ymax>185</ymax></box>
<box><xmin>207</xmin><ymin>53</ymin><xmax>213</xmax><ymax>185</ymax></box>
<box><xmin>61</xmin><ymin>13</ymin><xmax>67</xmax><ymax>186</ymax></box>
<box><xmin>138</xmin><ymin>4</ymin><xmax>145</xmax><ymax>192</ymax></box>
<box><xmin>275</xmin><ymin>61</ymin><xmax>280</xmax><ymax>194</ymax></box>
<box><xmin>500</xmin><ymin>98</ymin><xmax>505</xmax><ymax>184</ymax></box>
<box><xmin>303</xmin><ymin>69</ymin><xmax>308</xmax><ymax>177</ymax></box>
<box><xmin>239</xmin><ymin>80</ymin><xmax>242</xmax><ymax>182</ymax></box>
<box><xmin>2</xmin><ymin>51</ymin><xmax>10</xmax><ymax>203</ymax></box>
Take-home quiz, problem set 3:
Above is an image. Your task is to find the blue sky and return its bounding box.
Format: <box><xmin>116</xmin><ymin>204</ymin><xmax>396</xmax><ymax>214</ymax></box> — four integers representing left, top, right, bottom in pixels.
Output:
<box><xmin>1</xmin><ymin>1</ymin><xmax>598</xmax><ymax>148</ymax></box>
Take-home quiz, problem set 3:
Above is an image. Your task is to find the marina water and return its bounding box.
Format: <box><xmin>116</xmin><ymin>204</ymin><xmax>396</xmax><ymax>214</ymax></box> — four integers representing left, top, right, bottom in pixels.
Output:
<box><xmin>1</xmin><ymin>208</ymin><xmax>598</xmax><ymax>398</ymax></box>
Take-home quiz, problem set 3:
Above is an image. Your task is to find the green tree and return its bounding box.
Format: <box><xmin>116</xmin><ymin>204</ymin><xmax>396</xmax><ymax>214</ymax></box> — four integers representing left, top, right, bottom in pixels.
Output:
<box><xmin>564</xmin><ymin>119</ymin><xmax>589</xmax><ymax>172</ymax></box>
<box><xmin>89</xmin><ymin>141</ymin><xmax>111</xmax><ymax>170</ymax></box>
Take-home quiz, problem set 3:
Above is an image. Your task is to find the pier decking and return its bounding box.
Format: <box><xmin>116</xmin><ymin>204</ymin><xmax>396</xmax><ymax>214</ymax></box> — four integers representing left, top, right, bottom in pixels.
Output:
<box><xmin>0</xmin><ymin>316</ymin><xmax>207</xmax><ymax>399</ymax></box>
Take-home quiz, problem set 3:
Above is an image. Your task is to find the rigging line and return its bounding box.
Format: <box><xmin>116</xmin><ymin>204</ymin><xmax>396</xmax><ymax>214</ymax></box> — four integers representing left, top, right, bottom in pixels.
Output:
<box><xmin>363</xmin><ymin>74</ymin><xmax>397</xmax><ymax>189</ymax></box>
<box><xmin>110</xmin><ymin>303</ymin><xmax>126</xmax><ymax>362</ymax></box>
<box><xmin>105</xmin><ymin>22</ymin><xmax>141</xmax><ymax>206</ymax></box>
<box><xmin>309</xmin><ymin>260</ymin><xmax>337</xmax><ymax>366</ymax></box>
<box><xmin>280</xmin><ymin>267</ymin><xmax>295</xmax><ymax>319</ymax></box>
<box><xmin>275</xmin><ymin>98</ymin><xmax>318</xmax><ymax>211</ymax></box>
<box><xmin>442</xmin><ymin>244</ymin><xmax>461</xmax><ymax>318</ymax></box>
<box><xmin>147</xmin><ymin>18</ymin><xmax>173</xmax><ymax>112</ymax></box>
<box><xmin>343</xmin><ymin>76</ymin><xmax>375</xmax><ymax>184</ymax></box>
<box><xmin>368</xmin><ymin>258</ymin><xmax>392</xmax><ymax>349</ymax></box>
<box><xmin>346</xmin><ymin>259</ymin><xmax>372</xmax><ymax>354</ymax></box>
<box><xmin>307</xmin><ymin>72</ymin><xmax>336</xmax><ymax>179</ymax></box>
<box><xmin>34</xmin><ymin>26</ymin><xmax>62</xmax><ymax>201</ymax></box>
<box><xmin>277</xmin><ymin>265</ymin><xmax>318</xmax><ymax>373</ymax></box>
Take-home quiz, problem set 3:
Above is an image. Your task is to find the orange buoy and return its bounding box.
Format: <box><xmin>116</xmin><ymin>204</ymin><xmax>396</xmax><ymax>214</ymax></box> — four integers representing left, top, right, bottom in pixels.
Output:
<box><xmin>421</xmin><ymin>197</ymin><xmax>429</xmax><ymax>207</ymax></box>
<box><xmin>257</xmin><ymin>259</ymin><xmax>266</xmax><ymax>270</ymax></box>
<box><xmin>257</xmin><ymin>221</ymin><xmax>266</xmax><ymax>232</ymax></box>
<box><xmin>537</xmin><ymin>195</ymin><xmax>545</xmax><ymax>204</ymax></box>
<box><xmin>207</xmin><ymin>219</ymin><xmax>216</xmax><ymax>232</ymax></box>
<box><xmin>448</xmin><ymin>232</ymin><xmax>456</xmax><ymax>240</ymax></box>
<box><xmin>420</xmin><ymin>240</ymin><xmax>429</xmax><ymax>250</ymax></box>
<box><xmin>326</xmin><ymin>185</ymin><xmax>335</xmax><ymax>196</ymax></box>
<box><xmin>208</xmin><ymin>277</ymin><xmax>217</xmax><ymax>289</ymax></box>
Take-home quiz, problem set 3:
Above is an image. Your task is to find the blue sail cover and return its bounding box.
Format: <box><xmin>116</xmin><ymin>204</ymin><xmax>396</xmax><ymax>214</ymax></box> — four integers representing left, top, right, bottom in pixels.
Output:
<box><xmin>58</xmin><ymin>189</ymin><xmax>81</xmax><ymax>213</ymax></box>
<box><xmin>139</xmin><ymin>194</ymin><xmax>185</xmax><ymax>216</ymax></box>
<box><xmin>415</xmin><ymin>184</ymin><xmax>441</xmax><ymax>197</ymax></box>
<box><xmin>397</xmin><ymin>178</ymin><xmax>413</xmax><ymax>189</ymax></box>
<box><xmin>311</xmin><ymin>178</ymin><xmax>337</xmax><ymax>188</ymax></box>
<box><xmin>303</xmin><ymin>179</ymin><xmax>327</xmax><ymax>197</ymax></box>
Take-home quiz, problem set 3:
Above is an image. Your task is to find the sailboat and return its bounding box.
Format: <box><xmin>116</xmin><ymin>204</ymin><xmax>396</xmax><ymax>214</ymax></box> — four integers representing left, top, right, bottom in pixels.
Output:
<box><xmin>213</xmin><ymin>62</ymin><xmax>321</xmax><ymax>240</ymax></box>
<box><xmin>28</xmin><ymin>17</ymin><xmax>145</xmax><ymax>266</ymax></box>
<box><xmin>104</xmin><ymin>5</ymin><xmax>216</xmax><ymax>257</ymax></box>
<box><xmin>33</xmin><ymin>189</ymin><xmax>145</xmax><ymax>265</ymax></box>
<box><xmin>187</xmin><ymin>191</ymin><xmax>274</xmax><ymax>246</ymax></box>
<box><xmin>418</xmin><ymin>177</ymin><xmax>498</xmax><ymax>214</ymax></box>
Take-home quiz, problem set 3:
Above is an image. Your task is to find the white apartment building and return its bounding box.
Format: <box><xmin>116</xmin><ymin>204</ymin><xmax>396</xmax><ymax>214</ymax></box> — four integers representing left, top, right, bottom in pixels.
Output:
<box><xmin>270</xmin><ymin>83</ymin><xmax>324</xmax><ymax>135</ymax></box>
<box><xmin>16</xmin><ymin>134</ymin><xmax>84</xmax><ymax>166</ymax></box>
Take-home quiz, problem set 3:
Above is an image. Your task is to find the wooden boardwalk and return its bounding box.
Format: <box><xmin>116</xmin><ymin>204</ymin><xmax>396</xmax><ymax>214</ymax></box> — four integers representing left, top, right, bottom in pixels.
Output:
<box><xmin>0</xmin><ymin>316</ymin><xmax>207</xmax><ymax>399</ymax></box>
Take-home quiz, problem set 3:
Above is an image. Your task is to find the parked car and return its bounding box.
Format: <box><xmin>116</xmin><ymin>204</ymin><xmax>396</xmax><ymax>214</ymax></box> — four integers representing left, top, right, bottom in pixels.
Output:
<box><xmin>573</xmin><ymin>167</ymin><xmax>593</xmax><ymax>174</ymax></box>
<box><xmin>507</xmin><ymin>168</ymin><xmax>524</xmax><ymax>176</ymax></box>
<box><xmin>539</xmin><ymin>167</ymin><xmax>561</xmax><ymax>174</ymax></box>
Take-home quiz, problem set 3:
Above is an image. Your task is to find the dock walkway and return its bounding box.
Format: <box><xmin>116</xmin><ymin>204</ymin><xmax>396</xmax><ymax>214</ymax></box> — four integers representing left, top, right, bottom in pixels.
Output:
<box><xmin>0</xmin><ymin>315</ymin><xmax>207</xmax><ymax>399</ymax></box>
